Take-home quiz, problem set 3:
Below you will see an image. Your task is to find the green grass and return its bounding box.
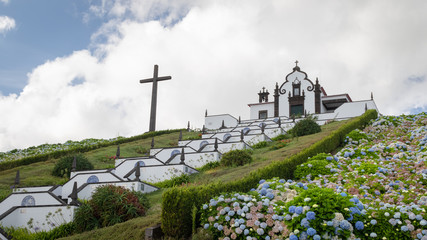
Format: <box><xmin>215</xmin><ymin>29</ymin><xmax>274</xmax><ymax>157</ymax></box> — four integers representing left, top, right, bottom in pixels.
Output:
<box><xmin>59</xmin><ymin>120</ymin><xmax>349</xmax><ymax>240</ymax></box>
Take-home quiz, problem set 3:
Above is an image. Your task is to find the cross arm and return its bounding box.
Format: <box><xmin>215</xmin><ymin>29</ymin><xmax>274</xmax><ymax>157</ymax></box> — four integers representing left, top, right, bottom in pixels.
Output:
<box><xmin>139</xmin><ymin>76</ymin><xmax>172</xmax><ymax>84</ymax></box>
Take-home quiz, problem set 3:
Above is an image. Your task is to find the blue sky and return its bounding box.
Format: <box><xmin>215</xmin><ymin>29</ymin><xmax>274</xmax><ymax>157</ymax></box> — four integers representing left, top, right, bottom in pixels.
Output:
<box><xmin>0</xmin><ymin>1</ymin><xmax>104</xmax><ymax>95</ymax></box>
<box><xmin>1</xmin><ymin>0</ymin><xmax>427</xmax><ymax>152</ymax></box>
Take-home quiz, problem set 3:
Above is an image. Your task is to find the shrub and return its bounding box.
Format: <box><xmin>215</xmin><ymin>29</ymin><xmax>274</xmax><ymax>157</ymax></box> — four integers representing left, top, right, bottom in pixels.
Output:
<box><xmin>269</xmin><ymin>139</ymin><xmax>291</xmax><ymax>150</ymax></box>
<box><xmin>294</xmin><ymin>160</ymin><xmax>331</xmax><ymax>179</ymax></box>
<box><xmin>346</xmin><ymin>129</ymin><xmax>370</xmax><ymax>142</ymax></box>
<box><xmin>282</xmin><ymin>187</ymin><xmax>364</xmax><ymax>240</ymax></box>
<box><xmin>51</xmin><ymin>154</ymin><xmax>94</xmax><ymax>178</ymax></box>
<box><xmin>271</xmin><ymin>133</ymin><xmax>292</xmax><ymax>141</ymax></box>
<box><xmin>161</xmin><ymin>110</ymin><xmax>378</xmax><ymax>238</ymax></box>
<box><xmin>197</xmin><ymin>161</ymin><xmax>220</xmax><ymax>172</ymax></box>
<box><xmin>220</xmin><ymin>149</ymin><xmax>253</xmax><ymax>167</ymax></box>
<box><xmin>3</xmin><ymin>222</ymin><xmax>75</xmax><ymax>240</ymax></box>
<box><xmin>290</xmin><ymin>118</ymin><xmax>321</xmax><ymax>137</ymax></box>
<box><xmin>251</xmin><ymin>141</ymin><xmax>268</xmax><ymax>149</ymax></box>
<box><xmin>155</xmin><ymin>173</ymin><xmax>191</xmax><ymax>188</ymax></box>
<box><xmin>73</xmin><ymin>185</ymin><xmax>149</xmax><ymax>232</ymax></box>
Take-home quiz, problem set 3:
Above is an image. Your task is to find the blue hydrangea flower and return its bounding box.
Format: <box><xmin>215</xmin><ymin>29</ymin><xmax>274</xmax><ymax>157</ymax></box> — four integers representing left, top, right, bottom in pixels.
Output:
<box><xmin>257</xmin><ymin>228</ymin><xmax>264</xmax><ymax>235</ymax></box>
<box><xmin>401</xmin><ymin>225</ymin><xmax>408</xmax><ymax>232</ymax></box>
<box><xmin>301</xmin><ymin>218</ymin><xmax>310</xmax><ymax>228</ymax></box>
<box><xmin>370</xmin><ymin>232</ymin><xmax>377</xmax><ymax>238</ymax></box>
<box><xmin>239</xmin><ymin>224</ymin><xmax>246</xmax><ymax>230</ymax></box>
<box><xmin>266</xmin><ymin>192</ymin><xmax>275</xmax><ymax>199</ymax></box>
<box><xmin>289</xmin><ymin>206</ymin><xmax>296</xmax><ymax>213</ymax></box>
<box><xmin>260</xmin><ymin>222</ymin><xmax>267</xmax><ymax>229</ymax></box>
<box><xmin>290</xmin><ymin>235</ymin><xmax>298</xmax><ymax>240</ymax></box>
<box><xmin>307</xmin><ymin>227</ymin><xmax>316</xmax><ymax>236</ymax></box>
<box><xmin>340</xmin><ymin>192</ymin><xmax>347</xmax><ymax>197</ymax></box>
<box><xmin>203</xmin><ymin>204</ymin><xmax>208</xmax><ymax>210</ymax></box>
<box><xmin>327</xmin><ymin>221</ymin><xmax>333</xmax><ymax>226</ymax></box>
<box><xmin>217</xmin><ymin>225</ymin><xmax>223</xmax><ymax>231</ymax></box>
<box><xmin>225</xmin><ymin>216</ymin><xmax>230</xmax><ymax>221</ymax></box>
<box><xmin>306</xmin><ymin>211</ymin><xmax>316</xmax><ymax>220</ymax></box>
<box><xmin>355</xmin><ymin>221</ymin><xmax>364</xmax><ymax>230</ymax></box>
<box><xmin>244</xmin><ymin>229</ymin><xmax>249</xmax><ymax>235</ymax></box>
<box><xmin>313</xmin><ymin>235</ymin><xmax>321</xmax><ymax>240</ymax></box>
<box><xmin>295</xmin><ymin>206</ymin><xmax>303</xmax><ymax>214</ymax></box>
<box><xmin>228</xmin><ymin>210</ymin><xmax>235</xmax><ymax>216</ymax></box>
<box><xmin>259</xmin><ymin>179</ymin><xmax>266</xmax><ymax>184</ymax></box>
<box><xmin>279</xmin><ymin>179</ymin><xmax>285</xmax><ymax>183</ymax></box>
<box><xmin>370</xmin><ymin>219</ymin><xmax>377</xmax><ymax>225</ymax></box>
<box><xmin>326</xmin><ymin>156</ymin><xmax>332</xmax><ymax>161</ymax></box>
<box><xmin>340</xmin><ymin>220</ymin><xmax>351</xmax><ymax>230</ymax></box>
<box><xmin>203</xmin><ymin>223</ymin><xmax>209</xmax><ymax>229</ymax></box>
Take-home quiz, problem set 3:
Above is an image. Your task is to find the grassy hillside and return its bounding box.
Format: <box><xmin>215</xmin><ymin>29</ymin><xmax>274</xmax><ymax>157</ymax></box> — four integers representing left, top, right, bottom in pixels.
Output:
<box><xmin>58</xmin><ymin>120</ymin><xmax>351</xmax><ymax>240</ymax></box>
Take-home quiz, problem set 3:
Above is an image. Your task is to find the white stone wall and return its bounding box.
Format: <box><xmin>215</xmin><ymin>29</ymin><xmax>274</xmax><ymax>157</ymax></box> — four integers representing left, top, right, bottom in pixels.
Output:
<box><xmin>278</xmin><ymin>70</ymin><xmax>316</xmax><ymax>117</ymax></box>
<box><xmin>178</xmin><ymin>138</ymin><xmax>222</xmax><ymax>151</ymax></box>
<box><xmin>0</xmin><ymin>205</ymin><xmax>77</xmax><ymax>232</ymax></box>
<box><xmin>152</xmin><ymin>147</ymin><xmax>196</xmax><ymax>162</ymax></box>
<box><xmin>168</xmin><ymin>152</ymin><xmax>220</xmax><ymax>168</ymax></box>
<box><xmin>62</xmin><ymin>172</ymin><xmax>122</xmax><ymax>199</ymax></box>
<box><xmin>217</xmin><ymin>142</ymin><xmax>249</xmax><ymax>154</ymax></box>
<box><xmin>205</xmin><ymin>114</ymin><xmax>238</xmax><ymax>130</ymax></box>
<box><xmin>0</xmin><ymin>192</ymin><xmax>63</xmax><ymax>216</ymax></box>
<box><xmin>129</xmin><ymin>164</ymin><xmax>198</xmax><ymax>183</ymax></box>
<box><xmin>114</xmin><ymin>158</ymin><xmax>164</xmax><ymax>178</ymax></box>
<box><xmin>249</xmin><ymin>102</ymin><xmax>275</xmax><ymax>120</ymax></box>
<box><xmin>70</xmin><ymin>169</ymin><xmax>108</xmax><ymax>179</ymax></box>
<box><xmin>13</xmin><ymin>186</ymin><xmax>53</xmax><ymax>193</ymax></box>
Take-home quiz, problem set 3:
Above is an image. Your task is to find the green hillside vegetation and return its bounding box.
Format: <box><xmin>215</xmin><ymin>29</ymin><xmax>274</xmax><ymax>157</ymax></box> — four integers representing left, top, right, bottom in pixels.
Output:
<box><xmin>56</xmin><ymin>118</ymin><xmax>358</xmax><ymax>240</ymax></box>
<box><xmin>0</xmin><ymin>111</ymin><xmax>377</xmax><ymax>239</ymax></box>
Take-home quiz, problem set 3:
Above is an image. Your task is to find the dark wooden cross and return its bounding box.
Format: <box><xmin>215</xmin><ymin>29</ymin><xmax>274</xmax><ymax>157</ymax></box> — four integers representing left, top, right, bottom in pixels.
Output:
<box><xmin>139</xmin><ymin>65</ymin><xmax>172</xmax><ymax>132</ymax></box>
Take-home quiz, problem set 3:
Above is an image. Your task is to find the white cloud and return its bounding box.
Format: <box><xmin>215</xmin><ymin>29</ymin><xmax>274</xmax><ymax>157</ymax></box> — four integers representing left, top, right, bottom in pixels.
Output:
<box><xmin>0</xmin><ymin>16</ymin><xmax>15</xmax><ymax>34</ymax></box>
<box><xmin>2</xmin><ymin>0</ymin><xmax>427</xmax><ymax>152</ymax></box>
<box><xmin>0</xmin><ymin>0</ymin><xmax>9</xmax><ymax>5</ymax></box>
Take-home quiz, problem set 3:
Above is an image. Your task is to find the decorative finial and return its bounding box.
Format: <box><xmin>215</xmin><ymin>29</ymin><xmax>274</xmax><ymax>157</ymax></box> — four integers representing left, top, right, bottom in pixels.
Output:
<box><xmin>14</xmin><ymin>170</ymin><xmax>20</xmax><ymax>187</ymax></box>
<box><xmin>293</xmin><ymin>60</ymin><xmax>300</xmax><ymax>71</ymax></box>
<box><xmin>220</xmin><ymin>120</ymin><xmax>225</xmax><ymax>129</ymax></box>
<box><xmin>187</xmin><ymin>121</ymin><xmax>190</xmax><ymax>131</ymax></box>
<box><xmin>262</xmin><ymin>87</ymin><xmax>265</xmax><ymax>93</ymax></box>
<box><xmin>238</xmin><ymin>116</ymin><xmax>241</xmax><ymax>124</ymax></box>
<box><xmin>295</xmin><ymin>60</ymin><xmax>299</xmax><ymax>66</ymax></box>
<box><xmin>202</xmin><ymin>125</ymin><xmax>206</xmax><ymax>134</ymax></box>
<box><xmin>316</xmin><ymin>77</ymin><xmax>319</xmax><ymax>84</ymax></box>
<box><xmin>278</xmin><ymin>117</ymin><xmax>281</xmax><ymax>128</ymax></box>
<box><xmin>214</xmin><ymin>138</ymin><xmax>218</xmax><ymax>151</ymax></box>
<box><xmin>205</xmin><ymin>109</ymin><xmax>208</xmax><ymax>117</ymax></box>
<box><xmin>71</xmin><ymin>156</ymin><xmax>77</xmax><ymax>172</ymax></box>
<box><xmin>240</xmin><ymin>130</ymin><xmax>244</xmax><ymax>142</ymax></box>
<box><xmin>365</xmin><ymin>103</ymin><xmax>368</xmax><ymax>112</ymax></box>
<box><xmin>135</xmin><ymin>165</ymin><xmax>141</xmax><ymax>180</ymax></box>
<box><xmin>180</xmin><ymin>147</ymin><xmax>185</xmax><ymax>164</ymax></box>
<box><xmin>116</xmin><ymin>145</ymin><xmax>120</xmax><ymax>159</ymax></box>
<box><xmin>371</xmin><ymin>92</ymin><xmax>373</xmax><ymax>100</ymax></box>
<box><xmin>69</xmin><ymin>182</ymin><xmax>79</xmax><ymax>206</ymax></box>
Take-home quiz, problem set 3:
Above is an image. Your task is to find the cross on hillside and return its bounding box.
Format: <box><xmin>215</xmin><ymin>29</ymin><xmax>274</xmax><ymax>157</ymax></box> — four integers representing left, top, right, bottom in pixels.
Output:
<box><xmin>139</xmin><ymin>65</ymin><xmax>172</xmax><ymax>132</ymax></box>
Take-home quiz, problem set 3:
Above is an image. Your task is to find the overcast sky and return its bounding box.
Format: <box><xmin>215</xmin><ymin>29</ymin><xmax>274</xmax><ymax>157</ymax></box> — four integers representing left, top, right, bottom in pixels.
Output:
<box><xmin>1</xmin><ymin>0</ymin><xmax>427</xmax><ymax>152</ymax></box>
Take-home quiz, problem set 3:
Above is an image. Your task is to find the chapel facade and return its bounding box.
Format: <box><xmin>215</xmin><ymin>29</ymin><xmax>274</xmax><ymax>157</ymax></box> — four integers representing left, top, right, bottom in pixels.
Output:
<box><xmin>248</xmin><ymin>61</ymin><xmax>353</xmax><ymax>119</ymax></box>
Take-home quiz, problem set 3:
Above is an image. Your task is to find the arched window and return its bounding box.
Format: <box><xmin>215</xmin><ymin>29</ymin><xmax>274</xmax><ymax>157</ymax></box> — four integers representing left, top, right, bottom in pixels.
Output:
<box><xmin>170</xmin><ymin>149</ymin><xmax>181</xmax><ymax>157</ymax></box>
<box><xmin>87</xmin><ymin>175</ymin><xmax>99</xmax><ymax>183</ymax></box>
<box><xmin>199</xmin><ymin>141</ymin><xmax>209</xmax><ymax>149</ymax></box>
<box><xmin>223</xmin><ymin>133</ymin><xmax>232</xmax><ymax>142</ymax></box>
<box><xmin>21</xmin><ymin>195</ymin><xmax>35</xmax><ymax>206</ymax></box>
<box><xmin>243</xmin><ymin>127</ymin><xmax>250</xmax><ymax>135</ymax></box>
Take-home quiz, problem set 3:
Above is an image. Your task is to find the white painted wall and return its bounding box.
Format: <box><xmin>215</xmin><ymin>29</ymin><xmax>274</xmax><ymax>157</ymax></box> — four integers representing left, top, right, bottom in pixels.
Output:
<box><xmin>70</xmin><ymin>169</ymin><xmax>109</xmax><ymax>179</ymax></box>
<box><xmin>62</xmin><ymin>172</ymin><xmax>122</xmax><ymax>199</ymax></box>
<box><xmin>152</xmin><ymin>147</ymin><xmax>196</xmax><ymax>162</ymax></box>
<box><xmin>0</xmin><ymin>192</ymin><xmax>63</xmax><ymax>216</ymax></box>
<box><xmin>205</xmin><ymin>114</ymin><xmax>238</xmax><ymax>130</ymax></box>
<box><xmin>168</xmin><ymin>152</ymin><xmax>220</xmax><ymax>168</ymax></box>
<box><xmin>129</xmin><ymin>164</ymin><xmax>198</xmax><ymax>183</ymax></box>
<box><xmin>249</xmin><ymin>102</ymin><xmax>275</xmax><ymax>120</ymax></box>
<box><xmin>217</xmin><ymin>142</ymin><xmax>249</xmax><ymax>154</ymax></box>
<box><xmin>178</xmin><ymin>138</ymin><xmax>222</xmax><ymax>151</ymax></box>
<box><xmin>0</xmin><ymin>205</ymin><xmax>76</xmax><ymax>232</ymax></box>
<box><xmin>115</xmin><ymin>158</ymin><xmax>164</xmax><ymax>178</ymax></box>
<box><xmin>278</xmin><ymin>70</ymin><xmax>316</xmax><ymax>117</ymax></box>
<box><xmin>13</xmin><ymin>186</ymin><xmax>53</xmax><ymax>193</ymax></box>
<box><xmin>74</xmin><ymin>181</ymin><xmax>158</xmax><ymax>200</ymax></box>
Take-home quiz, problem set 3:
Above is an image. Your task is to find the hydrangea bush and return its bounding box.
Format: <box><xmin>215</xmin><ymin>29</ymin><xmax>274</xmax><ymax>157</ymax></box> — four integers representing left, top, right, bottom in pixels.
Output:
<box><xmin>200</xmin><ymin>113</ymin><xmax>427</xmax><ymax>239</ymax></box>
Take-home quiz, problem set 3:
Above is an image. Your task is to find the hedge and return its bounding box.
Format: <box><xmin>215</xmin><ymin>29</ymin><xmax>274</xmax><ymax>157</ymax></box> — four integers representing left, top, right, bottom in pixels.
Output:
<box><xmin>161</xmin><ymin>110</ymin><xmax>378</xmax><ymax>238</ymax></box>
<box><xmin>0</xmin><ymin>129</ymin><xmax>182</xmax><ymax>171</ymax></box>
